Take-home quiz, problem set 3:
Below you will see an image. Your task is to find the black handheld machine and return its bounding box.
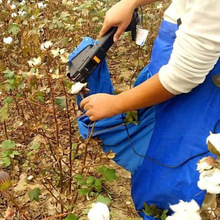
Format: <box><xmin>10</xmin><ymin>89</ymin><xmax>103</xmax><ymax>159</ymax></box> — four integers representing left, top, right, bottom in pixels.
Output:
<box><xmin>67</xmin><ymin>9</ymin><xmax>139</xmax><ymax>83</ymax></box>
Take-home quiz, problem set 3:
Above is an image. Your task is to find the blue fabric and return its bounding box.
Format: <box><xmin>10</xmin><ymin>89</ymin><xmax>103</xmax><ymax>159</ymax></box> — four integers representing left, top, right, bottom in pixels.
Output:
<box><xmin>132</xmin><ymin>20</ymin><xmax>220</xmax><ymax>219</ymax></box>
<box><xmin>69</xmin><ymin>38</ymin><xmax>156</xmax><ymax>174</ymax></box>
<box><xmin>69</xmin><ymin>19</ymin><xmax>220</xmax><ymax>219</ymax></box>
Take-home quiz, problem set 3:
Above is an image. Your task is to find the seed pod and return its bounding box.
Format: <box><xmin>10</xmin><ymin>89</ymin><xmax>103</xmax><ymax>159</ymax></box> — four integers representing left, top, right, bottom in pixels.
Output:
<box><xmin>213</xmin><ymin>74</ymin><xmax>220</xmax><ymax>87</ymax></box>
<box><xmin>0</xmin><ymin>171</ymin><xmax>12</xmax><ymax>191</ymax></box>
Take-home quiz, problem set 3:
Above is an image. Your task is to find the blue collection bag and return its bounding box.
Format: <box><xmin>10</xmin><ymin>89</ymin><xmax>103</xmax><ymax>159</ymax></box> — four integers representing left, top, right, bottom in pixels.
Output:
<box><xmin>69</xmin><ymin>20</ymin><xmax>220</xmax><ymax>219</ymax></box>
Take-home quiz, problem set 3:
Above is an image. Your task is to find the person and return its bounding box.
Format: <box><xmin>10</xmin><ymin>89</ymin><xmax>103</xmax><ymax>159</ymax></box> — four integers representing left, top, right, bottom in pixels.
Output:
<box><xmin>70</xmin><ymin>0</ymin><xmax>220</xmax><ymax>219</ymax></box>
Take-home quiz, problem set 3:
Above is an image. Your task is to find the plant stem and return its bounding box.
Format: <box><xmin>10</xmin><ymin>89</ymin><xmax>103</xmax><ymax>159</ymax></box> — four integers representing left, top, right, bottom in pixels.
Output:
<box><xmin>41</xmin><ymin>212</ymin><xmax>73</xmax><ymax>220</ymax></box>
<box><xmin>46</xmin><ymin>54</ymin><xmax>63</xmax><ymax>214</ymax></box>
<box><xmin>3</xmin><ymin>121</ymin><xmax>8</xmax><ymax>139</ymax></box>
<box><xmin>62</xmin><ymin>81</ymin><xmax>73</xmax><ymax>194</ymax></box>
<box><xmin>0</xmin><ymin>191</ymin><xmax>29</xmax><ymax>220</ymax></box>
<box><xmin>73</xmin><ymin>122</ymin><xmax>96</xmax><ymax>205</ymax></box>
<box><xmin>42</xmin><ymin>182</ymin><xmax>67</xmax><ymax>211</ymax></box>
<box><xmin>80</xmin><ymin>122</ymin><xmax>96</xmax><ymax>174</ymax></box>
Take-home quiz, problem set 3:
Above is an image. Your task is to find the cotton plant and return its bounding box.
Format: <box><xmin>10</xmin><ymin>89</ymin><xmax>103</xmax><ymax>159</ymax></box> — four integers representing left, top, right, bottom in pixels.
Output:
<box><xmin>166</xmin><ymin>200</ymin><xmax>201</xmax><ymax>220</ymax></box>
<box><xmin>197</xmin><ymin>132</ymin><xmax>220</xmax><ymax>194</ymax></box>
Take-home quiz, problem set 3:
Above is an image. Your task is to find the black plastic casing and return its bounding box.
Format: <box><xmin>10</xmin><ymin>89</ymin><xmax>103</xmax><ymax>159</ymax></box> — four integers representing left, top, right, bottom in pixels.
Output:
<box><xmin>67</xmin><ymin>9</ymin><xmax>139</xmax><ymax>83</ymax></box>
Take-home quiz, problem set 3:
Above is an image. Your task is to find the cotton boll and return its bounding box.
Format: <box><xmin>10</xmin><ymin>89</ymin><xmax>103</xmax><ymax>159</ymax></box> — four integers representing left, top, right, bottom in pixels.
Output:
<box><xmin>11</xmin><ymin>4</ymin><xmax>16</xmax><ymax>9</ymax></box>
<box><xmin>206</xmin><ymin>169</ymin><xmax>220</xmax><ymax>183</ymax></box>
<box><xmin>27</xmin><ymin>57</ymin><xmax>41</xmax><ymax>67</ymax></box>
<box><xmin>198</xmin><ymin>178</ymin><xmax>220</xmax><ymax>194</ymax></box>
<box><xmin>170</xmin><ymin>200</ymin><xmax>200</xmax><ymax>213</ymax></box>
<box><xmin>3</xmin><ymin>37</ymin><xmax>13</xmax><ymax>44</ymax></box>
<box><xmin>167</xmin><ymin>211</ymin><xmax>201</xmax><ymax>220</ymax></box>
<box><xmin>197</xmin><ymin>156</ymin><xmax>215</xmax><ymax>173</ymax></box>
<box><xmin>11</xmin><ymin>12</ymin><xmax>17</xmax><ymax>17</ymax></box>
<box><xmin>168</xmin><ymin>200</ymin><xmax>201</xmax><ymax>220</ymax></box>
<box><xmin>206</xmin><ymin>133</ymin><xmax>220</xmax><ymax>156</ymax></box>
<box><xmin>198</xmin><ymin>168</ymin><xmax>220</xmax><ymax>194</ymax></box>
<box><xmin>88</xmin><ymin>202</ymin><xmax>110</xmax><ymax>220</ymax></box>
<box><xmin>38</xmin><ymin>2</ymin><xmax>46</xmax><ymax>8</ymax></box>
<box><xmin>18</xmin><ymin>11</ymin><xmax>26</xmax><ymax>16</ymax></box>
<box><xmin>70</xmin><ymin>82</ymin><xmax>87</xmax><ymax>94</ymax></box>
<box><xmin>20</xmin><ymin>0</ymin><xmax>25</xmax><ymax>5</ymax></box>
<box><xmin>40</xmin><ymin>41</ymin><xmax>53</xmax><ymax>50</ymax></box>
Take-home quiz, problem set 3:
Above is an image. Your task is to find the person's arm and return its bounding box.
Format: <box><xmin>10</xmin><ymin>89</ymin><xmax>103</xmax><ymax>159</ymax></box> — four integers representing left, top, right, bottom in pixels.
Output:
<box><xmin>100</xmin><ymin>0</ymin><xmax>162</xmax><ymax>42</ymax></box>
<box><xmin>80</xmin><ymin>73</ymin><xmax>174</xmax><ymax>121</ymax></box>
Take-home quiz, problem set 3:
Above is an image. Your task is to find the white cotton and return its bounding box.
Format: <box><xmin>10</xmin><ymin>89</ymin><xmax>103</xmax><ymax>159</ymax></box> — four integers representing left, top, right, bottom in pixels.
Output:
<box><xmin>70</xmin><ymin>82</ymin><xmax>87</xmax><ymax>94</ymax></box>
<box><xmin>11</xmin><ymin>4</ymin><xmax>16</xmax><ymax>9</ymax></box>
<box><xmin>18</xmin><ymin>11</ymin><xmax>26</xmax><ymax>16</ymax></box>
<box><xmin>11</xmin><ymin>12</ymin><xmax>17</xmax><ymax>17</ymax></box>
<box><xmin>168</xmin><ymin>200</ymin><xmax>201</xmax><ymax>220</ymax></box>
<box><xmin>20</xmin><ymin>0</ymin><xmax>25</xmax><ymax>5</ymax></box>
<box><xmin>40</xmin><ymin>41</ymin><xmax>52</xmax><ymax>50</ymax></box>
<box><xmin>205</xmin><ymin>169</ymin><xmax>220</xmax><ymax>183</ymax></box>
<box><xmin>206</xmin><ymin>133</ymin><xmax>220</xmax><ymax>154</ymax></box>
<box><xmin>51</xmin><ymin>48</ymin><xmax>65</xmax><ymax>57</ymax></box>
<box><xmin>28</xmin><ymin>57</ymin><xmax>41</xmax><ymax>67</ymax></box>
<box><xmin>170</xmin><ymin>200</ymin><xmax>200</xmax><ymax>213</ymax></box>
<box><xmin>3</xmin><ymin>37</ymin><xmax>13</xmax><ymax>44</ymax></box>
<box><xmin>38</xmin><ymin>2</ymin><xmax>46</xmax><ymax>8</ymax></box>
<box><xmin>198</xmin><ymin>168</ymin><xmax>220</xmax><ymax>194</ymax></box>
<box><xmin>88</xmin><ymin>202</ymin><xmax>110</xmax><ymax>220</ymax></box>
<box><xmin>197</xmin><ymin>156</ymin><xmax>215</xmax><ymax>173</ymax></box>
<box><xmin>60</xmin><ymin>54</ymin><xmax>68</xmax><ymax>63</ymax></box>
<box><xmin>166</xmin><ymin>211</ymin><xmax>201</xmax><ymax>220</ymax></box>
<box><xmin>198</xmin><ymin>178</ymin><xmax>220</xmax><ymax>194</ymax></box>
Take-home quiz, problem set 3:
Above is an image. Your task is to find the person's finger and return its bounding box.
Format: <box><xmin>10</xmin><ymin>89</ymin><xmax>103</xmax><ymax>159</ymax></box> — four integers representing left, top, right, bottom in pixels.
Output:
<box><xmin>80</xmin><ymin>97</ymin><xmax>90</xmax><ymax>109</ymax></box>
<box><xmin>89</xmin><ymin>115</ymin><xmax>96</xmax><ymax>121</ymax></box>
<box><xmin>99</xmin><ymin>21</ymin><xmax>112</xmax><ymax>38</ymax></box>
<box><xmin>113</xmin><ymin>25</ymin><xmax>126</xmax><ymax>42</ymax></box>
<box><xmin>84</xmin><ymin>103</ymin><xmax>91</xmax><ymax>111</ymax></box>
<box><xmin>85</xmin><ymin>110</ymin><xmax>92</xmax><ymax>117</ymax></box>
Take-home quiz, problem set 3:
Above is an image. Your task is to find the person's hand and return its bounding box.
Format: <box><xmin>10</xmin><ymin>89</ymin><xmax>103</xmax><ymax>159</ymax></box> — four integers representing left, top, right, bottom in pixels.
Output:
<box><xmin>80</xmin><ymin>93</ymin><xmax>120</xmax><ymax>121</ymax></box>
<box><xmin>99</xmin><ymin>0</ymin><xmax>136</xmax><ymax>42</ymax></box>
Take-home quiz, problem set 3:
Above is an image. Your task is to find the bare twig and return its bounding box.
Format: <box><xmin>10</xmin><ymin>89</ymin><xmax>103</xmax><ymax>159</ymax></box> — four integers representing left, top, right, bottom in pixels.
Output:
<box><xmin>2</xmin><ymin>92</ymin><xmax>54</xmax><ymax>113</ymax></box>
<box><xmin>62</xmin><ymin>80</ymin><xmax>73</xmax><ymax>194</ymax></box>
<box><xmin>0</xmin><ymin>191</ymin><xmax>29</xmax><ymax>220</ymax></box>
<box><xmin>46</xmin><ymin>54</ymin><xmax>63</xmax><ymax>213</ymax></box>
<box><xmin>3</xmin><ymin>121</ymin><xmax>8</xmax><ymax>139</ymax></box>
<box><xmin>41</xmin><ymin>212</ymin><xmax>73</xmax><ymax>220</ymax></box>
<box><xmin>73</xmin><ymin>121</ymin><xmax>96</xmax><ymax>205</ymax></box>
<box><xmin>41</xmin><ymin>182</ymin><xmax>68</xmax><ymax>211</ymax></box>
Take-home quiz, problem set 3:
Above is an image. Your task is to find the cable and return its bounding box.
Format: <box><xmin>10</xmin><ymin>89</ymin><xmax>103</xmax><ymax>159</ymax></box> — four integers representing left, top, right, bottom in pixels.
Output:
<box><xmin>121</xmin><ymin>114</ymin><xmax>209</xmax><ymax>169</ymax></box>
<box><xmin>213</xmin><ymin>118</ymin><xmax>220</xmax><ymax>133</ymax></box>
